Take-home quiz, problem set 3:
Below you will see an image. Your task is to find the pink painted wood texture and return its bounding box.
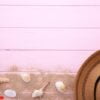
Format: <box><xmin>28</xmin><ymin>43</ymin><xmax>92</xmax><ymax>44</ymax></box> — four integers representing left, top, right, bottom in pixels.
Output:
<box><xmin>0</xmin><ymin>0</ymin><xmax>100</xmax><ymax>5</ymax></box>
<box><xmin>0</xmin><ymin>0</ymin><xmax>99</xmax><ymax>72</ymax></box>
<box><xmin>0</xmin><ymin>6</ymin><xmax>100</xmax><ymax>27</ymax></box>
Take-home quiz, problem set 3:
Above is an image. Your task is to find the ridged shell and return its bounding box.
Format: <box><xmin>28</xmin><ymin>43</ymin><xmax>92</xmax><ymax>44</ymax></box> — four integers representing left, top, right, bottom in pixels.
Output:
<box><xmin>21</xmin><ymin>73</ymin><xmax>31</xmax><ymax>83</ymax></box>
<box><xmin>0</xmin><ymin>77</ymin><xmax>10</xmax><ymax>84</ymax></box>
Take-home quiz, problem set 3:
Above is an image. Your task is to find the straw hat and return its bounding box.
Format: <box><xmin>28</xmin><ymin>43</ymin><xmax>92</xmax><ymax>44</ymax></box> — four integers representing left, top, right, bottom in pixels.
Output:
<box><xmin>75</xmin><ymin>50</ymin><xmax>100</xmax><ymax>100</ymax></box>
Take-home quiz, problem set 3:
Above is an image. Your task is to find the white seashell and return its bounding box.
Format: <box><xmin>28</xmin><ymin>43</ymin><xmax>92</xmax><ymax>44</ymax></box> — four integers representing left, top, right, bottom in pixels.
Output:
<box><xmin>55</xmin><ymin>81</ymin><xmax>66</xmax><ymax>93</ymax></box>
<box><xmin>32</xmin><ymin>89</ymin><xmax>43</xmax><ymax>98</ymax></box>
<box><xmin>32</xmin><ymin>82</ymin><xmax>50</xmax><ymax>98</ymax></box>
<box><xmin>0</xmin><ymin>77</ymin><xmax>10</xmax><ymax>84</ymax></box>
<box><xmin>4</xmin><ymin>89</ymin><xmax>16</xmax><ymax>98</ymax></box>
<box><xmin>21</xmin><ymin>73</ymin><xmax>31</xmax><ymax>83</ymax></box>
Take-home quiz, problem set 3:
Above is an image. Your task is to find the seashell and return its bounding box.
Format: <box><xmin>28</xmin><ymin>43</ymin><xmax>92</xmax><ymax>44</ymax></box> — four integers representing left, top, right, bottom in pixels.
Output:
<box><xmin>21</xmin><ymin>73</ymin><xmax>31</xmax><ymax>83</ymax></box>
<box><xmin>4</xmin><ymin>89</ymin><xmax>16</xmax><ymax>98</ymax></box>
<box><xmin>0</xmin><ymin>77</ymin><xmax>10</xmax><ymax>84</ymax></box>
<box><xmin>32</xmin><ymin>89</ymin><xmax>43</xmax><ymax>98</ymax></box>
<box><xmin>55</xmin><ymin>81</ymin><xmax>66</xmax><ymax>93</ymax></box>
<box><xmin>32</xmin><ymin>82</ymin><xmax>50</xmax><ymax>98</ymax></box>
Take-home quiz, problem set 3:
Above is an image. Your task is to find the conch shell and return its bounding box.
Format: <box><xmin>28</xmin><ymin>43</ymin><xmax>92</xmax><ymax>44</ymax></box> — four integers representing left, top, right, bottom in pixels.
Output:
<box><xmin>0</xmin><ymin>77</ymin><xmax>10</xmax><ymax>84</ymax></box>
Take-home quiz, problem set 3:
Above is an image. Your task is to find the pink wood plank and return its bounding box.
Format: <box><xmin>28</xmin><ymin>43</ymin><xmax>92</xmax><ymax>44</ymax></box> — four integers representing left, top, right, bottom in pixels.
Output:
<box><xmin>0</xmin><ymin>29</ymin><xmax>99</xmax><ymax>50</ymax></box>
<box><xmin>0</xmin><ymin>0</ymin><xmax>100</xmax><ymax>5</ymax></box>
<box><xmin>0</xmin><ymin>51</ymin><xmax>95</xmax><ymax>72</ymax></box>
<box><xmin>0</xmin><ymin>0</ymin><xmax>99</xmax><ymax>73</ymax></box>
<box><xmin>0</xmin><ymin>6</ymin><xmax>100</xmax><ymax>27</ymax></box>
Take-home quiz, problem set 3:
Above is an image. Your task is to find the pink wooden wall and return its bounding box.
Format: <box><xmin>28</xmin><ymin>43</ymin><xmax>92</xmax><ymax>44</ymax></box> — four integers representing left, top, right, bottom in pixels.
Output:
<box><xmin>0</xmin><ymin>0</ymin><xmax>100</xmax><ymax>72</ymax></box>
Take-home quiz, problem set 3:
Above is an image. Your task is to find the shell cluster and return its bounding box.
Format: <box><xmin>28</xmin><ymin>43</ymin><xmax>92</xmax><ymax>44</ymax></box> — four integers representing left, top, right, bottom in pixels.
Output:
<box><xmin>0</xmin><ymin>72</ymin><xmax>69</xmax><ymax>99</ymax></box>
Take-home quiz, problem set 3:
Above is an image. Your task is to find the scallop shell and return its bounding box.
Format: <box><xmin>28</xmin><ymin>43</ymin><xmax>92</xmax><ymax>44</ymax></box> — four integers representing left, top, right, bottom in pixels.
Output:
<box><xmin>4</xmin><ymin>89</ymin><xmax>16</xmax><ymax>98</ymax></box>
<box><xmin>55</xmin><ymin>81</ymin><xmax>66</xmax><ymax>92</ymax></box>
<box><xmin>0</xmin><ymin>77</ymin><xmax>10</xmax><ymax>84</ymax></box>
<box><xmin>21</xmin><ymin>73</ymin><xmax>31</xmax><ymax>83</ymax></box>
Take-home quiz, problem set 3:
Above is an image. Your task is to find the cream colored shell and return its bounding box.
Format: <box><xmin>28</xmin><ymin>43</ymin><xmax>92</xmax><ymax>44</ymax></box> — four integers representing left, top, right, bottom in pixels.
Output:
<box><xmin>21</xmin><ymin>73</ymin><xmax>31</xmax><ymax>83</ymax></box>
<box><xmin>32</xmin><ymin>82</ymin><xmax>50</xmax><ymax>98</ymax></box>
<box><xmin>32</xmin><ymin>89</ymin><xmax>43</xmax><ymax>98</ymax></box>
<box><xmin>55</xmin><ymin>81</ymin><xmax>66</xmax><ymax>93</ymax></box>
<box><xmin>0</xmin><ymin>77</ymin><xmax>10</xmax><ymax>84</ymax></box>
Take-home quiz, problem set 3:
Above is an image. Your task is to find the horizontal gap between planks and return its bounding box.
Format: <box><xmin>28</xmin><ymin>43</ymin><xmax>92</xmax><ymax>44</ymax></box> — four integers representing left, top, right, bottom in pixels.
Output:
<box><xmin>0</xmin><ymin>71</ymin><xmax>76</xmax><ymax>74</ymax></box>
<box><xmin>0</xmin><ymin>49</ymin><xmax>97</xmax><ymax>51</ymax></box>
<box><xmin>0</xmin><ymin>4</ymin><xmax>100</xmax><ymax>6</ymax></box>
<box><xmin>1</xmin><ymin>27</ymin><xmax>100</xmax><ymax>29</ymax></box>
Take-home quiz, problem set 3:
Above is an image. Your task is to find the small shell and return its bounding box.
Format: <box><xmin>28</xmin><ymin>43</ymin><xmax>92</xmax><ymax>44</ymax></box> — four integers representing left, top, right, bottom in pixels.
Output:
<box><xmin>32</xmin><ymin>82</ymin><xmax>50</xmax><ymax>98</ymax></box>
<box><xmin>32</xmin><ymin>89</ymin><xmax>43</xmax><ymax>98</ymax></box>
<box><xmin>4</xmin><ymin>89</ymin><xmax>16</xmax><ymax>98</ymax></box>
<box><xmin>55</xmin><ymin>81</ymin><xmax>66</xmax><ymax>93</ymax></box>
<box><xmin>0</xmin><ymin>77</ymin><xmax>10</xmax><ymax>84</ymax></box>
<box><xmin>21</xmin><ymin>73</ymin><xmax>31</xmax><ymax>83</ymax></box>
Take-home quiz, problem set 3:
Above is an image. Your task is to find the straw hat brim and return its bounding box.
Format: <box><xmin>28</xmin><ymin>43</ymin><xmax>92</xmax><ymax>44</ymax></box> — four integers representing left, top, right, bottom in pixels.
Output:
<box><xmin>75</xmin><ymin>50</ymin><xmax>100</xmax><ymax>100</ymax></box>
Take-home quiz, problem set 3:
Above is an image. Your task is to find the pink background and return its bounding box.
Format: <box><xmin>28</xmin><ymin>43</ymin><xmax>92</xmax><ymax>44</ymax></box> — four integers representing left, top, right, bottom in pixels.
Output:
<box><xmin>0</xmin><ymin>0</ymin><xmax>100</xmax><ymax>72</ymax></box>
